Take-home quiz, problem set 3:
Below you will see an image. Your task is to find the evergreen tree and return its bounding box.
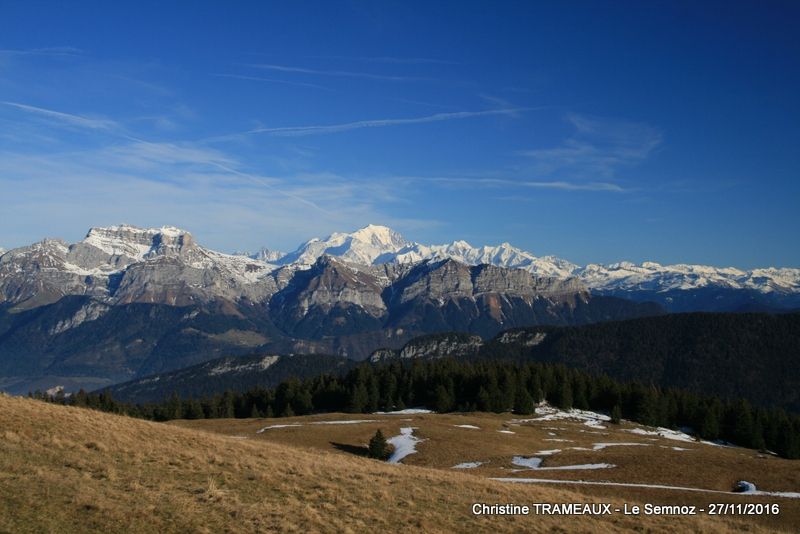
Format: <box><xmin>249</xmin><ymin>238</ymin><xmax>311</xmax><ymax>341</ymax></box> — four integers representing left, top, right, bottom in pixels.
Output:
<box><xmin>699</xmin><ymin>400</ymin><xmax>723</xmax><ymax>440</ymax></box>
<box><xmin>513</xmin><ymin>387</ymin><xmax>535</xmax><ymax>415</ymax></box>
<box><xmin>368</xmin><ymin>429</ymin><xmax>390</xmax><ymax>460</ymax></box>
<box><xmin>433</xmin><ymin>384</ymin><xmax>454</xmax><ymax>413</ymax></box>
<box><xmin>347</xmin><ymin>382</ymin><xmax>369</xmax><ymax>413</ymax></box>
<box><xmin>610</xmin><ymin>404</ymin><xmax>622</xmax><ymax>424</ymax></box>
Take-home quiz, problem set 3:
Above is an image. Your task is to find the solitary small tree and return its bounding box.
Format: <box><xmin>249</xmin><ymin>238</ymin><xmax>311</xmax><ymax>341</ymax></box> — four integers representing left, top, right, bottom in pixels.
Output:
<box><xmin>368</xmin><ymin>429</ymin><xmax>390</xmax><ymax>460</ymax></box>
<box><xmin>610</xmin><ymin>404</ymin><xmax>622</xmax><ymax>424</ymax></box>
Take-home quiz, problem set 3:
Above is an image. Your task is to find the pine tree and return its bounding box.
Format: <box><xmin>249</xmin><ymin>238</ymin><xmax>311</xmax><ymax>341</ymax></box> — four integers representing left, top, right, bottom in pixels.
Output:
<box><xmin>610</xmin><ymin>404</ymin><xmax>622</xmax><ymax>424</ymax></box>
<box><xmin>347</xmin><ymin>382</ymin><xmax>369</xmax><ymax>413</ymax></box>
<box><xmin>699</xmin><ymin>400</ymin><xmax>723</xmax><ymax>440</ymax></box>
<box><xmin>513</xmin><ymin>387</ymin><xmax>535</xmax><ymax>415</ymax></box>
<box><xmin>368</xmin><ymin>429</ymin><xmax>390</xmax><ymax>460</ymax></box>
<box><xmin>433</xmin><ymin>384</ymin><xmax>454</xmax><ymax>413</ymax></box>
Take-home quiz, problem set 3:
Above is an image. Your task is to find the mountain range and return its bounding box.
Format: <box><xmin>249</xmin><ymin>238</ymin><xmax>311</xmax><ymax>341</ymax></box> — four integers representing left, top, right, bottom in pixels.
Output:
<box><xmin>107</xmin><ymin>312</ymin><xmax>800</xmax><ymax>412</ymax></box>
<box><xmin>1</xmin><ymin>223</ymin><xmax>798</xmax><ymax>394</ymax></box>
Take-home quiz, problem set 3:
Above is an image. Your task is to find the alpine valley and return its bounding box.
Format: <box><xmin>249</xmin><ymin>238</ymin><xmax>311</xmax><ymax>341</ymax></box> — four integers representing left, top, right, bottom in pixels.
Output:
<box><xmin>1</xmin><ymin>223</ymin><xmax>798</xmax><ymax>395</ymax></box>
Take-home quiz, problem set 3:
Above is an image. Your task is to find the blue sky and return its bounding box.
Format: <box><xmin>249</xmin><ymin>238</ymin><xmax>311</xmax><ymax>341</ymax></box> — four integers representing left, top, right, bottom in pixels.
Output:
<box><xmin>0</xmin><ymin>1</ymin><xmax>798</xmax><ymax>267</ymax></box>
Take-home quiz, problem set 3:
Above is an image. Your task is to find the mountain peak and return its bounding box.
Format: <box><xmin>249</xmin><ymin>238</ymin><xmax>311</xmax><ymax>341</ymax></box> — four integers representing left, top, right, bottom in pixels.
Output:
<box><xmin>349</xmin><ymin>224</ymin><xmax>408</xmax><ymax>247</ymax></box>
<box><xmin>82</xmin><ymin>224</ymin><xmax>194</xmax><ymax>260</ymax></box>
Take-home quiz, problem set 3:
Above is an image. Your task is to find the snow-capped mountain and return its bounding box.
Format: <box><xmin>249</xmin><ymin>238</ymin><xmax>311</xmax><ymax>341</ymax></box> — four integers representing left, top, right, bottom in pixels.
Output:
<box><xmin>575</xmin><ymin>261</ymin><xmax>800</xmax><ymax>294</ymax></box>
<box><xmin>273</xmin><ymin>225</ymin><xmax>578</xmax><ymax>278</ymax></box>
<box><xmin>3</xmin><ymin>221</ymin><xmax>797</xmax><ymax>396</ymax></box>
<box><xmin>0</xmin><ymin>224</ymin><xmax>279</xmax><ymax>308</ymax></box>
<box><xmin>261</xmin><ymin>225</ymin><xmax>800</xmax><ymax>302</ymax></box>
<box><xmin>277</xmin><ymin>224</ymin><xmax>410</xmax><ymax>266</ymax></box>
<box><xmin>1</xmin><ymin>223</ymin><xmax>798</xmax><ymax>314</ymax></box>
<box><xmin>234</xmin><ymin>247</ymin><xmax>285</xmax><ymax>263</ymax></box>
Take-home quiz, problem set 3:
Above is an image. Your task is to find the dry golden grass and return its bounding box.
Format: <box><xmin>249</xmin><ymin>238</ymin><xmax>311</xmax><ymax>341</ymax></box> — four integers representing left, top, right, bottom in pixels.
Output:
<box><xmin>0</xmin><ymin>394</ymin><xmax>794</xmax><ymax>533</ymax></box>
<box><xmin>177</xmin><ymin>410</ymin><xmax>800</xmax><ymax>532</ymax></box>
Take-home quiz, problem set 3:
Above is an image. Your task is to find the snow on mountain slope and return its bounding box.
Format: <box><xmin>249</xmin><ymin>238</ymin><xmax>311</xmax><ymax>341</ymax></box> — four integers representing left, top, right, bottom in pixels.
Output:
<box><xmin>576</xmin><ymin>261</ymin><xmax>800</xmax><ymax>294</ymax></box>
<box><xmin>257</xmin><ymin>224</ymin><xmax>799</xmax><ymax>296</ymax></box>
<box><xmin>0</xmin><ymin>225</ymin><xmax>282</xmax><ymax>308</ymax></box>
<box><xmin>2</xmin><ymin>224</ymin><xmax>798</xmax><ymax>311</ymax></box>
<box><xmin>77</xmin><ymin>224</ymin><xmax>279</xmax><ymax>283</ymax></box>
<box><xmin>81</xmin><ymin>224</ymin><xmax>187</xmax><ymax>262</ymax></box>
<box><xmin>249</xmin><ymin>247</ymin><xmax>285</xmax><ymax>263</ymax></box>
<box><xmin>278</xmin><ymin>224</ymin><xmax>410</xmax><ymax>266</ymax></box>
<box><xmin>275</xmin><ymin>225</ymin><xmax>578</xmax><ymax>278</ymax></box>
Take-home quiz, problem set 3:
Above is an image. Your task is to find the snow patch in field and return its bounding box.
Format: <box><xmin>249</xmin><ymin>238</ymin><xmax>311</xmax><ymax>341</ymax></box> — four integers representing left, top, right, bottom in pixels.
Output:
<box><xmin>543</xmin><ymin>438</ymin><xmax>573</xmax><ymax>443</ymax></box>
<box><xmin>498</xmin><ymin>430</ymin><xmax>516</xmax><ymax>434</ymax></box>
<box><xmin>535</xmin><ymin>449</ymin><xmax>562</xmax><ymax>456</ymax></box>
<box><xmin>452</xmin><ymin>462</ymin><xmax>483</xmax><ymax>469</ymax></box>
<box><xmin>512</xmin><ymin>456</ymin><xmax>543</xmax><ymax>469</ymax></box>
<box><xmin>592</xmin><ymin>442</ymin><xmax>650</xmax><ymax>451</ymax></box>
<box><xmin>454</xmin><ymin>424</ymin><xmax>480</xmax><ymax>429</ymax></box>
<box><xmin>512</xmin><ymin>405</ymin><xmax>610</xmax><ymax>429</ymax></box>
<box><xmin>256</xmin><ymin>424</ymin><xmax>302</xmax><ymax>433</ymax></box>
<box><xmin>492</xmin><ymin>478</ymin><xmax>800</xmax><ymax>499</ymax></box>
<box><xmin>534</xmin><ymin>463</ymin><xmax>615</xmax><ymax>471</ymax></box>
<box><xmin>734</xmin><ymin>481</ymin><xmax>800</xmax><ymax>499</ymax></box>
<box><xmin>511</xmin><ymin>456</ymin><xmax>614</xmax><ymax>471</ymax></box>
<box><xmin>387</xmin><ymin>427</ymin><xmax>423</xmax><ymax>464</ymax></box>
<box><xmin>623</xmin><ymin>427</ymin><xmax>697</xmax><ymax>443</ymax></box>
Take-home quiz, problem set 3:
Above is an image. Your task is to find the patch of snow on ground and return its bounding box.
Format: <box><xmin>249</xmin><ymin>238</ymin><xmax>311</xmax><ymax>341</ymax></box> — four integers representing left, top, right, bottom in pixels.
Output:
<box><xmin>498</xmin><ymin>430</ymin><xmax>516</xmax><ymax>434</ymax></box>
<box><xmin>452</xmin><ymin>462</ymin><xmax>483</xmax><ymax>469</ymax></box>
<box><xmin>510</xmin><ymin>456</ymin><xmax>614</xmax><ymax>471</ymax></box>
<box><xmin>543</xmin><ymin>438</ymin><xmax>573</xmax><ymax>442</ymax></box>
<box><xmin>513</xmin><ymin>404</ymin><xmax>610</xmax><ymax>429</ymax></box>
<box><xmin>454</xmin><ymin>424</ymin><xmax>480</xmax><ymax>429</ymax></box>
<box><xmin>535</xmin><ymin>449</ymin><xmax>561</xmax><ymax>456</ymax></box>
<box><xmin>256</xmin><ymin>424</ymin><xmax>302</xmax><ymax>433</ymax></box>
<box><xmin>387</xmin><ymin>427</ymin><xmax>423</xmax><ymax>464</ymax></box>
<box><xmin>623</xmin><ymin>427</ymin><xmax>697</xmax><ymax>443</ymax></box>
<box><xmin>534</xmin><ymin>463</ymin><xmax>615</xmax><ymax>471</ymax></box>
<box><xmin>492</xmin><ymin>478</ymin><xmax>800</xmax><ymax>499</ymax></box>
<box><xmin>512</xmin><ymin>456</ymin><xmax>543</xmax><ymax>469</ymax></box>
<box><xmin>374</xmin><ymin>408</ymin><xmax>433</xmax><ymax>415</ymax></box>
<box><xmin>592</xmin><ymin>442</ymin><xmax>650</xmax><ymax>450</ymax></box>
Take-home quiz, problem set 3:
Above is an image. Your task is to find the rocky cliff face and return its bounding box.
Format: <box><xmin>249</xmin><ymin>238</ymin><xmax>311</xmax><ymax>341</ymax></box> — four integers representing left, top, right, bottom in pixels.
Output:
<box><xmin>0</xmin><ymin>225</ymin><xmax>278</xmax><ymax>310</ymax></box>
<box><xmin>370</xmin><ymin>332</ymin><xmax>484</xmax><ymax>362</ymax></box>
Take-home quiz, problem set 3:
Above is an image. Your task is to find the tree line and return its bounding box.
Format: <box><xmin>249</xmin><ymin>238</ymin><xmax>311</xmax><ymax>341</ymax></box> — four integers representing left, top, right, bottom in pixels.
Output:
<box><xmin>33</xmin><ymin>358</ymin><xmax>800</xmax><ymax>459</ymax></box>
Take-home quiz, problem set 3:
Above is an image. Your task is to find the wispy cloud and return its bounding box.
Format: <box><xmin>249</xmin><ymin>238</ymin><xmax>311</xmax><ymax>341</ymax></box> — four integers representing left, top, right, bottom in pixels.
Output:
<box><xmin>0</xmin><ymin>46</ymin><xmax>82</xmax><ymax>58</ymax></box>
<box><xmin>237</xmin><ymin>108</ymin><xmax>533</xmax><ymax>138</ymax></box>
<box><xmin>308</xmin><ymin>55</ymin><xmax>459</xmax><ymax>65</ymax></box>
<box><xmin>421</xmin><ymin>176</ymin><xmax>626</xmax><ymax>192</ymax></box>
<box><xmin>0</xmin><ymin>147</ymin><xmax>429</xmax><ymax>251</ymax></box>
<box><xmin>248</xmin><ymin>63</ymin><xmax>429</xmax><ymax>82</ymax></box>
<box><xmin>1</xmin><ymin>101</ymin><xmax>117</xmax><ymax>130</ymax></box>
<box><xmin>1</xmin><ymin>101</ymin><xmax>334</xmax><ymax>215</ymax></box>
<box><xmin>213</xmin><ymin>73</ymin><xmax>335</xmax><ymax>91</ymax></box>
<box><xmin>520</xmin><ymin>113</ymin><xmax>662</xmax><ymax>178</ymax></box>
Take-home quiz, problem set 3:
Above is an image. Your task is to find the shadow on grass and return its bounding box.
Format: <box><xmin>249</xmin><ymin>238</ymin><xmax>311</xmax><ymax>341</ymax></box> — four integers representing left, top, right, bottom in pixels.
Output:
<box><xmin>330</xmin><ymin>442</ymin><xmax>369</xmax><ymax>457</ymax></box>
